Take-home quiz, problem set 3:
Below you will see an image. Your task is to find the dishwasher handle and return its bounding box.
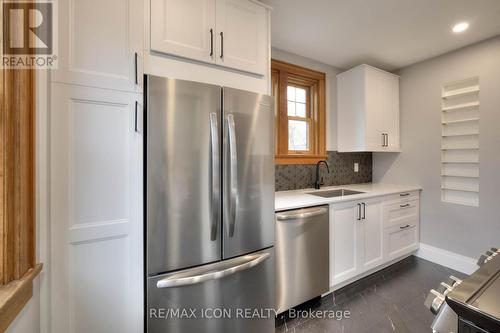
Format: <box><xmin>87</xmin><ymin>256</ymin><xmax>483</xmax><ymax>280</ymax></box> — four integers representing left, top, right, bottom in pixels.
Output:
<box><xmin>276</xmin><ymin>207</ymin><xmax>328</xmax><ymax>221</ymax></box>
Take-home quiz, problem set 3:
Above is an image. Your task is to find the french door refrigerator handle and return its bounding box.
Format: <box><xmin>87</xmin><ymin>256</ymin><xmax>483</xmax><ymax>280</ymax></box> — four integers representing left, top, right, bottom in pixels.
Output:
<box><xmin>209</xmin><ymin>112</ymin><xmax>220</xmax><ymax>241</ymax></box>
<box><xmin>227</xmin><ymin>114</ymin><xmax>238</xmax><ymax>237</ymax></box>
<box><xmin>156</xmin><ymin>252</ymin><xmax>270</xmax><ymax>288</ymax></box>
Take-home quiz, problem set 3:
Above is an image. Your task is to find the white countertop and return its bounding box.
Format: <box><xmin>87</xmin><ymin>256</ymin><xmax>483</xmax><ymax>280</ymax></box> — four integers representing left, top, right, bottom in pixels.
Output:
<box><xmin>275</xmin><ymin>183</ymin><xmax>422</xmax><ymax>211</ymax></box>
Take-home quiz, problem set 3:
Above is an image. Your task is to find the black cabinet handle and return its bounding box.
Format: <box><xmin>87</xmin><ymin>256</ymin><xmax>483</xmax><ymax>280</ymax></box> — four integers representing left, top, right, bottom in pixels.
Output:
<box><xmin>134</xmin><ymin>52</ymin><xmax>138</xmax><ymax>85</ymax></box>
<box><xmin>400</xmin><ymin>224</ymin><xmax>410</xmax><ymax>229</ymax></box>
<box><xmin>400</xmin><ymin>203</ymin><xmax>410</xmax><ymax>208</ymax></box>
<box><xmin>209</xmin><ymin>29</ymin><xmax>214</xmax><ymax>56</ymax></box>
<box><xmin>220</xmin><ymin>32</ymin><xmax>224</xmax><ymax>59</ymax></box>
<box><xmin>357</xmin><ymin>204</ymin><xmax>361</xmax><ymax>220</ymax></box>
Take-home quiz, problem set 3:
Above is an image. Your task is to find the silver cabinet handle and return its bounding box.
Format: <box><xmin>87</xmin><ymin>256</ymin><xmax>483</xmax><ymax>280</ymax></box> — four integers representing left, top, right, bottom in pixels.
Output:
<box><xmin>276</xmin><ymin>207</ymin><xmax>328</xmax><ymax>221</ymax></box>
<box><xmin>156</xmin><ymin>252</ymin><xmax>270</xmax><ymax>288</ymax></box>
<box><xmin>362</xmin><ymin>203</ymin><xmax>366</xmax><ymax>220</ymax></box>
<box><xmin>386</xmin><ymin>133</ymin><xmax>389</xmax><ymax>147</ymax></box>
<box><xmin>400</xmin><ymin>203</ymin><xmax>410</xmax><ymax>208</ymax></box>
<box><xmin>134</xmin><ymin>101</ymin><xmax>139</xmax><ymax>132</ymax></box>
<box><xmin>400</xmin><ymin>224</ymin><xmax>411</xmax><ymax>229</ymax></box>
<box><xmin>400</xmin><ymin>193</ymin><xmax>410</xmax><ymax>197</ymax></box>
<box><xmin>381</xmin><ymin>133</ymin><xmax>385</xmax><ymax>147</ymax></box>
<box><xmin>209</xmin><ymin>112</ymin><xmax>220</xmax><ymax>241</ymax></box>
<box><xmin>227</xmin><ymin>114</ymin><xmax>238</xmax><ymax>237</ymax></box>
<box><xmin>357</xmin><ymin>203</ymin><xmax>361</xmax><ymax>220</ymax></box>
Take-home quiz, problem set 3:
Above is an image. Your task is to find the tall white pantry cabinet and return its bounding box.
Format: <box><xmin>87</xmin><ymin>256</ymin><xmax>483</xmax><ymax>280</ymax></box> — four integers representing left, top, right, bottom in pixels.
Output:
<box><xmin>47</xmin><ymin>0</ymin><xmax>271</xmax><ymax>332</ymax></box>
<box><xmin>49</xmin><ymin>0</ymin><xmax>144</xmax><ymax>332</ymax></box>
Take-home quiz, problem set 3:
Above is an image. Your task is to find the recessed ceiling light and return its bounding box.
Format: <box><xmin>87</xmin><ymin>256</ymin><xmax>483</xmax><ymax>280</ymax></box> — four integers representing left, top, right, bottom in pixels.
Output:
<box><xmin>453</xmin><ymin>22</ymin><xmax>469</xmax><ymax>33</ymax></box>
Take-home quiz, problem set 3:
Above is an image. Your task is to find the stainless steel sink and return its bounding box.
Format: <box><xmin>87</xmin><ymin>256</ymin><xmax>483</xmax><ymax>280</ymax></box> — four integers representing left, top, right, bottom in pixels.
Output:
<box><xmin>307</xmin><ymin>189</ymin><xmax>365</xmax><ymax>198</ymax></box>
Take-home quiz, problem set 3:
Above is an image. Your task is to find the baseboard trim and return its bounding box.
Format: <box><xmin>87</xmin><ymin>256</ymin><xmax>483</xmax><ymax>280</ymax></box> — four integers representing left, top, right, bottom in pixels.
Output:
<box><xmin>415</xmin><ymin>243</ymin><xmax>478</xmax><ymax>275</ymax></box>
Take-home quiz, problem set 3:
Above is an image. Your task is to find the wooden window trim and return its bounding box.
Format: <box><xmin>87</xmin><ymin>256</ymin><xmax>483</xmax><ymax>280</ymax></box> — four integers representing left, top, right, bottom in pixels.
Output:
<box><xmin>0</xmin><ymin>264</ymin><xmax>42</xmax><ymax>332</ymax></box>
<box><xmin>0</xmin><ymin>64</ymin><xmax>40</xmax><ymax>329</ymax></box>
<box><xmin>272</xmin><ymin>59</ymin><xmax>327</xmax><ymax>165</ymax></box>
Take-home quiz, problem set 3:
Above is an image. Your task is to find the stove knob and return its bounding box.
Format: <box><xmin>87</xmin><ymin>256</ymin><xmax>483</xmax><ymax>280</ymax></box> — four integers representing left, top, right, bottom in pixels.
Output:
<box><xmin>425</xmin><ymin>289</ymin><xmax>445</xmax><ymax>315</ymax></box>
<box><xmin>448</xmin><ymin>275</ymin><xmax>462</xmax><ymax>286</ymax></box>
<box><xmin>477</xmin><ymin>254</ymin><xmax>488</xmax><ymax>266</ymax></box>
<box><xmin>486</xmin><ymin>250</ymin><xmax>494</xmax><ymax>257</ymax></box>
<box><xmin>491</xmin><ymin>247</ymin><xmax>499</xmax><ymax>252</ymax></box>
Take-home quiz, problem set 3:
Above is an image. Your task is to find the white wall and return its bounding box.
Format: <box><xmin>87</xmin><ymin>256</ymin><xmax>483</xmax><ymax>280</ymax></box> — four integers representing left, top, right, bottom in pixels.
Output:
<box><xmin>374</xmin><ymin>35</ymin><xmax>500</xmax><ymax>258</ymax></box>
<box><xmin>271</xmin><ymin>48</ymin><xmax>343</xmax><ymax>150</ymax></box>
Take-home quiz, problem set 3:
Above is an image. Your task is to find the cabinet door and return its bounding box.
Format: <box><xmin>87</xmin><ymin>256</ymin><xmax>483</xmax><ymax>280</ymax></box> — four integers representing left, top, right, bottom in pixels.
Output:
<box><xmin>364</xmin><ymin>68</ymin><xmax>386</xmax><ymax>151</ymax></box>
<box><xmin>216</xmin><ymin>0</ymin><xmax>268</xmax><ymax>75</ymax></box>
<box><xmin>331</xmin><ymin>202</ymin><xmax>360</xmax><ymax>286</ymax></box>
<box><xmin>383</xmin><ymin>75</ymin><xmax>400</xmax><ymax>151</ymax></box>
<box><xmin>50</xmin><ymin>83</ymin><xmax>143</xmax><ymax>333</ymax></box>
<box><xmin>359</xmin><ymin>200</ymin><xmax>384</xmax><ymax>272</ymax></box>
<box><xmin>151</xmin><ymin>0</ymin><xmax>216</xmax><ymax>64</ymax></box>
<box><xmin>53</xmin><ymin>0</ymin><xmax>143</xmax><ymax>93</ymax></box>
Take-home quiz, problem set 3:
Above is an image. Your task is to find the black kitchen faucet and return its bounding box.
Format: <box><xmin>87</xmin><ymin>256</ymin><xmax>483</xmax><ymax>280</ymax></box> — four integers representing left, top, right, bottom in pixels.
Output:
<box><xmin>314</xmin><ymin>160</ymin><xmax>330</xmax><ymax>189</ymax></box>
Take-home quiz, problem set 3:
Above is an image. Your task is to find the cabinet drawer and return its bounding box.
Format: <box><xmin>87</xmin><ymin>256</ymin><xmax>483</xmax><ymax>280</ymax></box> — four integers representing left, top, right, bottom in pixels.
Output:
<box><xmin>383</xmin><ymin>198</ymin><xmax>419</xmax><ymax>229</ymax></box>
<box><xmin>383</xmin><ymin>190</ymin><xmax>419</xmax><ymax>203</ymax></box>
<box><xmin>384</xmin><ymin>222</ymin><xmax>419</xmax><ymax>260</ymax></box>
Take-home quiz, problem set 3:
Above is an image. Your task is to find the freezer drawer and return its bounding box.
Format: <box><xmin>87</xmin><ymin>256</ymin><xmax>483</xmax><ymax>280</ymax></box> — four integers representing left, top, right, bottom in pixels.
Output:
<box><xmin>275</xmin><ymin>206</ymin><xmax>329</xmax><ymax>313</ymax></box>
<box><xmin>147</xmin><ymin>248</ymin><xmax>275</xmax><ymax>333</ymax></box>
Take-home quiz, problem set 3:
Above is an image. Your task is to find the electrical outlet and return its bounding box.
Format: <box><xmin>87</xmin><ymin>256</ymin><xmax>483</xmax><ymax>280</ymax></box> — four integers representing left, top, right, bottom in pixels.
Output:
<box><xmin>354</xmin><ymin>163</ymin><xmax>359</xmax><ymax>173</ymax></box>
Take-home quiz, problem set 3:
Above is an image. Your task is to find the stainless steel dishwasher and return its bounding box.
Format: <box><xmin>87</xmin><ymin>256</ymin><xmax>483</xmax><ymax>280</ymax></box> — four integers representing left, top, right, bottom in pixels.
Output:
<box><xmin>275</xmin><ymin>205</ymin><xmax>329</xmax><ymax>313</ymax></box>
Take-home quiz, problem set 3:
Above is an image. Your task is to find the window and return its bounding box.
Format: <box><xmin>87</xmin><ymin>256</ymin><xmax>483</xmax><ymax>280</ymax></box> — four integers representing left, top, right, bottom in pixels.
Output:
<box><xmin>271</xmin><ymin>59</ymin><xmax>326</xmax><ymax>164</ymax></box>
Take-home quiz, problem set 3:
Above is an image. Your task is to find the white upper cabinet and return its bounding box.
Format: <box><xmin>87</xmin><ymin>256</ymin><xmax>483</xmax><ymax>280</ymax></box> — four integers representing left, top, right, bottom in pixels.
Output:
<box><xmin>53</xmin><ymin>0</ymin><xmax>144</xmax><ymax>92</ymax></box>
<box><xmin>337</xmin><ymin>64</ymin><xmax>400</xmax><ymax>152</ymax></box>
<box><xmin>150</xmin><ymin>0</ymin><xmax>269</xmax><ymax>76</ymax></box>
<box><xmin>215</xmin><ymin>0</ymin><xmax>268</xmax><ymax>75</ymax></box>
<box><xmin>151</xmin><ymin>0</ymin><xmax>216</xmax><ymax>64</ymax></box>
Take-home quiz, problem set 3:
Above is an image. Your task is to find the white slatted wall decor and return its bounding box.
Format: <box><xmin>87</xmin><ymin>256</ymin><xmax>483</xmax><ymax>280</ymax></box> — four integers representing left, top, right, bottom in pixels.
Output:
<box><xmin>441</xmin><ymin>77</ymin><xmax>480</xmax><ymax>206</ymax></box>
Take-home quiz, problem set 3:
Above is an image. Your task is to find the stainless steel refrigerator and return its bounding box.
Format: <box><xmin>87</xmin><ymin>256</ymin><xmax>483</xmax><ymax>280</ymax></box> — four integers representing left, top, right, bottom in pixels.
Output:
<box><xmin>145</xmin><ymin>76</ymin><xmax>275</xmax><ymax>333</ymax></box>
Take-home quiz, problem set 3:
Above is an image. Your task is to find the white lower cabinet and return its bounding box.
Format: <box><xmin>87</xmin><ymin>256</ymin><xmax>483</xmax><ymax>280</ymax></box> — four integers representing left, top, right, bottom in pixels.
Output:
<box><xmin>359</xmin><ymin>200</ymin><xmax>384</xmax><ymax>272</ymax></box>
<box><xmin>330</xmin><ymin>192</ymin><xmax>419</xmax><ymax>288</ymax></box>
<box><xmin>50</xmin><ymin>83</ymin><xmax>143</xmax><ymax>333</ymax></box>
<box><xmin>331</xmin><ymin>201</ymin><xmax>359</xmax><ymax>285</ymax></box>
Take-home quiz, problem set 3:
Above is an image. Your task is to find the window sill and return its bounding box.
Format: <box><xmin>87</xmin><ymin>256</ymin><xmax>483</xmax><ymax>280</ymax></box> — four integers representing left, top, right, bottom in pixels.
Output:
<box><xmin>275</xmin><ymin>155</ymin><xmax>328</xmax><ymax>165</ymax></box>
<box><xmin>0</xmin><ymin>264</ymin><xmax>43</xmax><ymax>332</ymax></box>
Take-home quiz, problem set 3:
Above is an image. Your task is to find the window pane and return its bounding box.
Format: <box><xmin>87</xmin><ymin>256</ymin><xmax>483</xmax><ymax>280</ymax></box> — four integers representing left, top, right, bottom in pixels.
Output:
<box><xmin>287</xmin><ymin>101</ymin><xmax>296</xmax><ymax>116</ymax></box>
<box><xmin>287</xmin><ymin>86</ymin><xmax>296</xmax><ymax>101</ymax></box>
<box><xmin>296</xmin><ymin>87</ymin><xmax>306</xmax><ymax>103</ymax></box>
<box><xmin>295</xmin><ymin>103</ymin><xmax>306</xmax><ymax>117</ymax></box>
<box><xmin>288</xmin><ymin>120</ymin><xmax>309</xmax><ymax>151</ymax></box>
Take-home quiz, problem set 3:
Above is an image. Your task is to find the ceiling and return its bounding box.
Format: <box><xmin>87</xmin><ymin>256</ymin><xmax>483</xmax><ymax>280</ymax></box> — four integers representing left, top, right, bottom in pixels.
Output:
<box><xmin>261</xmin><ymin>0</ymin><xmax>500</xmax><ymax>71</ymax></box>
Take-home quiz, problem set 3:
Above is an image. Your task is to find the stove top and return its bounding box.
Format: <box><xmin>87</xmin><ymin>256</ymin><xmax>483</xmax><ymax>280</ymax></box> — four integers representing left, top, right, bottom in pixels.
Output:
<box><xmin>446</xmin><ymin>249</ymin><xmax>500</xmax><ymax>332</ymax></box>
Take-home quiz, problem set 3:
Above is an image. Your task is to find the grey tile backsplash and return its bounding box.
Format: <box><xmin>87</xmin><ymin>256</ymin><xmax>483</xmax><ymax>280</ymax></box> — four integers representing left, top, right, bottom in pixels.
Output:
<box><xmin>275</xmin><ymin>151</ymin><xmax>372</xmax><ymax>191</ymax></box>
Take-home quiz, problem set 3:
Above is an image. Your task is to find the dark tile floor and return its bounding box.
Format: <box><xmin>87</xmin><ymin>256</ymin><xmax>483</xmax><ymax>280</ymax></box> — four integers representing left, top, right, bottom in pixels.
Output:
<box><xmin>275</xmin><ymin>256</ymin><xmax>467</xmax><ymax>333</ymax></box>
